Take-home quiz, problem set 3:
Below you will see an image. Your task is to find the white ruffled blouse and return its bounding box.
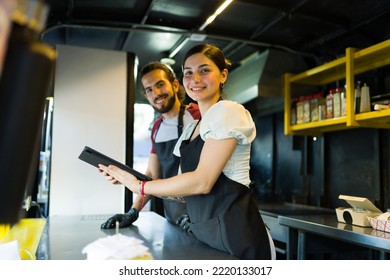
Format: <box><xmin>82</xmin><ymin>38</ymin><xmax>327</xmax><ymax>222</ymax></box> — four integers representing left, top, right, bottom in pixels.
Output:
<box><xmin>173</xmin><ymin>100</ymin><xmax>256</xmax><ymax>187</ymax></box>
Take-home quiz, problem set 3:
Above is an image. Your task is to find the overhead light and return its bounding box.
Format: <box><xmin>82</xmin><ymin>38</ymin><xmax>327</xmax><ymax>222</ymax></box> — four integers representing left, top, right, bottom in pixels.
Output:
<box><xmin>168</xmin><ymin>0</ymin><xmax>234</xmax><ymax>58</ymax></box>
<box><xmin>199</xmin><ymin>0</ymin><xmax>234</xmax><ymax>31</ymax></box>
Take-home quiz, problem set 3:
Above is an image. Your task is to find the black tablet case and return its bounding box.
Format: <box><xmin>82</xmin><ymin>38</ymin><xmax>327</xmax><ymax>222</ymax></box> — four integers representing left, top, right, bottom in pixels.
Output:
<box><xmin>78</xmin><ymin>146</ymin><xmax>151</xmax><ymax>181</ymax></box>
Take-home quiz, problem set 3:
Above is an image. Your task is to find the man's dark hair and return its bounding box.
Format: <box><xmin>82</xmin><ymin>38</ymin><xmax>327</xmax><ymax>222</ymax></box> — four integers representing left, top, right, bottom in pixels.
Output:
<box><xmin>140</xmin><ymin>62</ymin><xmax>176</xmax><ymax>83</ymax></box>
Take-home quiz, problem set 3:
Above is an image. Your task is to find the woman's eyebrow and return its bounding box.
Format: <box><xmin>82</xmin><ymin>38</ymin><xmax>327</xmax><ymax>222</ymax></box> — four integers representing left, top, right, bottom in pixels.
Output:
<box><xmin>183</xmin><ymin>64</ymin><xmax>210</xmax><ymax>70</ymax></box>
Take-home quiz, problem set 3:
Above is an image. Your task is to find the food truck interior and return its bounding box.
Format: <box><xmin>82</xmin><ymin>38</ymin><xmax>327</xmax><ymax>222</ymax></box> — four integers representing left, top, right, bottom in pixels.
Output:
<box><xmin>1</xmin><ymin>0</ymin><xmax>390</xmax><ymax>260</ymax></box>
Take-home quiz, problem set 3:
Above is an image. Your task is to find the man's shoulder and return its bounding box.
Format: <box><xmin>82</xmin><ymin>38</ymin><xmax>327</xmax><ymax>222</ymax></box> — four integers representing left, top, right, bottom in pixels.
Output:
<box><xmin>151</xmin><ymin>115</ymin><xmax>164</xmax><ymax>132</ymax></box>
<box><xmin>186</xmin><ymin>103</ymin><xmax>201</xmax><ymax>119</ymax></box>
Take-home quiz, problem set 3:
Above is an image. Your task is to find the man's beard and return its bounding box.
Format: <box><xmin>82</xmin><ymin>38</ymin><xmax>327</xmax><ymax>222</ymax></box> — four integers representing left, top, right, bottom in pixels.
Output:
<box><xmin>153</xmin><ymin>94</ymin><xmax>176</xmax><ymax>114</ymax></box>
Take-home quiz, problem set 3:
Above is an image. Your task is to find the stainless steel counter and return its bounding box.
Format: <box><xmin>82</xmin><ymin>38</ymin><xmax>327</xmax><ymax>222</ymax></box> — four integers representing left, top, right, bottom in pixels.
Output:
<box><xmin>258</xmin><ymin>202</ymin><xmax>336</xmax><ymax>257</ymax></box>
<box><xmin>278</xmin><ymin>214</ymin><xmax>390</xmax><ymax>259</ymax></box>
<box><xmin>37</xmin><ymin>211</ymin><xmax>237</xmax><ymax>260</ymax></box>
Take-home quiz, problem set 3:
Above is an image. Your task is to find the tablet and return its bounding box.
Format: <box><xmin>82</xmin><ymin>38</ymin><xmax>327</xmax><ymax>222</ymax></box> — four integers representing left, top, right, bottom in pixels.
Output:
<box><xmin>78</xmin><ymin>146</ymin><xmax>151</xmax><ymax>181</ymax></box>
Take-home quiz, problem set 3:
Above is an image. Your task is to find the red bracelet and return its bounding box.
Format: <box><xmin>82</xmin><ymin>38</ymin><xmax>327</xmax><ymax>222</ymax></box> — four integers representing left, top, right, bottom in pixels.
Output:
<box><xmin>140</xmin><ymin>180</ymin><xmax>146</xmax><ymax>196</ymax></box>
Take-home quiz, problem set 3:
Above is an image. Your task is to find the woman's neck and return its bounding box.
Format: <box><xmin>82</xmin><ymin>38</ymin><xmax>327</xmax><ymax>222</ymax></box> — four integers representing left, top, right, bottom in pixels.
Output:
<box><xmin>198</xmin><ymin>95</ymin><xmax>221</xmax><ymax>116</ymax></box>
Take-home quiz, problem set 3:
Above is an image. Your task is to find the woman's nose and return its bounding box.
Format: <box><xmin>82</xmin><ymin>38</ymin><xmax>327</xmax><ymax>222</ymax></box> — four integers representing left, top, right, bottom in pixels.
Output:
<box><xmin>192</xmin><ymin>72</ymin><xmax>201</xmax><ymax>82</ymax></box>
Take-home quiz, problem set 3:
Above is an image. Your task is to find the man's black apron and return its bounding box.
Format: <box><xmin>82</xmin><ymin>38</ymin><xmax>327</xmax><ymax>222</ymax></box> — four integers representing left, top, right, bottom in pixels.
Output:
<box><xmin>179</xmin><ymin>123</ymin><xmax>271</xmax><ymax>260</ymax></box>
<box><xmin>153</xmin><ymin>105</ymin><xmax>188</xmax><ymax>224</ymax></box>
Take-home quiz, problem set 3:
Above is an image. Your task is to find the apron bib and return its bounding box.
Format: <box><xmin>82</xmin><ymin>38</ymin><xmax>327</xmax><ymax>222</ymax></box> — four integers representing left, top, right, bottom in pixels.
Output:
<box><xmin>180</xmin><ymin>130</ymin><xmax>271</xmax><ymax>260</ymax></box>
<box><xmin>153</xmin><ymin>105</ymin><xmax>187</xmax><ymax>223</ymax></box>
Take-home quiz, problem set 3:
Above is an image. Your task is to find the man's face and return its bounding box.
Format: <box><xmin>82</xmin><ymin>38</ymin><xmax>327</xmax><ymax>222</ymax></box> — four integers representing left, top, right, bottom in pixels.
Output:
<box><xmin>141</xmin><ymin>69</ymin><xmax>178</xmax><ymax>114</ymax></box>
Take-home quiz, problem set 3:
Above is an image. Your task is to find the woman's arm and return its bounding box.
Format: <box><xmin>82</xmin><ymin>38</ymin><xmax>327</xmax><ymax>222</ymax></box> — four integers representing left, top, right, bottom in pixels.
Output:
<box><xmin>99</xmin><ymin>137</ymin><xmax>237</xmax><ymax>197</ymax></box>
<box><xmin>131</xmin><ymin>152</ymin><xmax>161</xmax><ymax>210</ymax></box>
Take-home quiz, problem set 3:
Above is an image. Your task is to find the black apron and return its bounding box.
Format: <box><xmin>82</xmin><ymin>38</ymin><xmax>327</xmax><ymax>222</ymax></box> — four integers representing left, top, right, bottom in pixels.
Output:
<box><xmin>153</xmin><ymin>105</ymin><xmax>188</xmax><ymax>224</ymax></box>
<box><xmin>179</xmin><ymin>123</ymin><xmax>271</xmax><ymax>260</ymax></box>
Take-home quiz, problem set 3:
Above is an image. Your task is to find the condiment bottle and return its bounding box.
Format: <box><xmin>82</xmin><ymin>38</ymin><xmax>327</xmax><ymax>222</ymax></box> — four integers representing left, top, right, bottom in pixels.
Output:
<box><xmin>326</xmin><ymin>89</ymin><xmax>334</xmax><ymax>119</ymax></box>
<box><xmin>354</xmin><ymin>81</ymin><xmax>361</xmax><ymax>114</ymax></box>
<box><xmin>290</xmin><ymin>97</ymin><xmax>298</xmax><ymax>125</ymax></box>
<box><xmin>333</xmin><ymin>88</ymin><xmax>342</xmax><ymax>118</ymax></box>
<box><xmin>310</xmin><ymin>93</ymin><xmax>319</xmax><ymax>122</ymax></box>
<box><xmin>341</xmin><ymin>85</ymin><xmax>347</xmax><ymax>116</ymax></box>
<box><xmin>303</xmin><ymin>95</ymin><xmax>311</xmax><ymax>123</ymax></box>
<box><xmin>296</xmin><ymin>96</ymin><xmax>304</xmax><ymax>124</ymax></box>
<box><xmin>318</xmin><ymin>92</ymin><xmax>326</xmax><ymax>121</ymax></box>
<box><xmin>360</xmin><ymin>83</ymin><xmax>371</xmax><ymax>113</ymax></box>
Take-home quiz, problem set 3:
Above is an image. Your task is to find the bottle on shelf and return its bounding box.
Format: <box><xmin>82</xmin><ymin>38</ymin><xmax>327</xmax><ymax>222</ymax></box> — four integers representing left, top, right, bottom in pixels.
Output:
<box><xmin>296</xmin><ymin>96</ymin><xmax>305</xmax><ymax>124</ymax></box>
<box><xmin>318</xmin><ymin>92</ymin><xmax>326</xmax><ymax>121</ymax></box>
<box><xmin>360</xmin><ymin>83</ymin><xmax>371</xmax><ymax>113</ymax></box>
<box><xmin>303</xmin><ymin>95</ymin><xmax>311</xmax><ymax>123</ymax></box>
<box><xmin>326</xmin><ymin>89</ymin><xmax>334</xmax><ymax>119</ymax></box>
<box><xmin>290</xmin><ymin>97</ymin><xmax>298</xmax><ymax>125</ymax></box>
<box><xmin>354</xmin><ymin>81</ymin><xmax>361</xmax><ymax>114</ymax></box>
<box><xmin>333</xmin><ymin>87</ymin><xmax>342</xmax><ymax>118</ymax></box>
<box><xmin>341</xmin><ymin>85</ymin><xmax>347</xmax><ymax>116</ymax></box>
<box><xmin>310</xmin><ymin>93</ymin><xmax>319</xmax><ymax>122</ymax></box>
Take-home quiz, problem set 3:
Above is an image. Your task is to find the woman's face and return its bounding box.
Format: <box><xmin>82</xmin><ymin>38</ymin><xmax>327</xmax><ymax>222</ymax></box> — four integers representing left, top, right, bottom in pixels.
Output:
<box><xmin>182</xmin><ymin>53</ymin><xmax>227</xmax><ymax>103</ymax></box>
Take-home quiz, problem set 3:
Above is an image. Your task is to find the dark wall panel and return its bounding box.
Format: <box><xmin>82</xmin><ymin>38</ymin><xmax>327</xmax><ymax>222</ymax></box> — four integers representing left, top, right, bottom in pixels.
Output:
<box><xmin>250</xmin><ymin>114</ymin><xmax>274</xmax><ymax>200</ymax></box>
<box><xmin>325</xmin><ymin>129</ymin><xmax>381</xmax><ymax>209</ymax></box>
<box><xmin>273</xmin><ymin>113</ymin><xmax>304</xmax><ymax>203</ymax></box>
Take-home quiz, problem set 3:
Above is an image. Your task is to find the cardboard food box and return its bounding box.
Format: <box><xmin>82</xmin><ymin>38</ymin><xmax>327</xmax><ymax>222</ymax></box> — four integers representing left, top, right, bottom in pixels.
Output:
<box><xmin>367</xmin><ymin>212</ymin><xmax>390</xmax><ymax>233</ymax></box>
<box><xmin>335</xmin><ymin>195</ymin><xmax>383</xmax><ymax>227</ymax></box>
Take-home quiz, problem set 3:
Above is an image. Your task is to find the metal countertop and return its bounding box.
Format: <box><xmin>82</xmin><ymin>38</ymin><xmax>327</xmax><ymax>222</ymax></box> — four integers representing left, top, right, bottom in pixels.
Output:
<box><xmin>278</xmin><ymin>214</ymin><xmax>390</xmax><ymax>252</ymax></box>
<box><xmin>37</xmin><ymin>211</ymin><xmax>237</xmax><ymax>260</ymax></box>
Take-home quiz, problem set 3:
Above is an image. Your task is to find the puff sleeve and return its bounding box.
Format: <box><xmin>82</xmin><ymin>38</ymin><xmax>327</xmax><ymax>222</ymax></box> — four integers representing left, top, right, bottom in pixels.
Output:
<box><xmin>200</xmin><ymin>100</ymin><xmax>256</xmax><ymax>144</ymax></box>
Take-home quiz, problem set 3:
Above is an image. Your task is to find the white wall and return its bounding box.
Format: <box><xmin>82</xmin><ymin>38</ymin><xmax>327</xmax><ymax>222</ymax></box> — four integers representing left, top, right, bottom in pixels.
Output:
<box><xmin>49</xmin><ymin>45</ymin><xmax>127</xmax><ymax>216</ymax></box>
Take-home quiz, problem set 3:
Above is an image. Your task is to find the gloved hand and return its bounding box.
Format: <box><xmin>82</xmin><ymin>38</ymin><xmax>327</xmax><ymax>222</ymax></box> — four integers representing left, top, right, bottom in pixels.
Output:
<box><xmin>100</xmin><ymin>208</ymin><xmax>139</xmax><ymax>229</ymax></box>
<box><xmin>176</xmin><ymin>214</ymin><xmax>191</xmax><ymax>232</ymax></box>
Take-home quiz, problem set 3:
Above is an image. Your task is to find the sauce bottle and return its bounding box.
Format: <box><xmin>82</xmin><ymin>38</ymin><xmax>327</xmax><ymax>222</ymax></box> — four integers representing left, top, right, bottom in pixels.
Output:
<box><xmin>326</xmin><ymin>89</ymin><xmax>334</xmax><ymax>119</ymax></box>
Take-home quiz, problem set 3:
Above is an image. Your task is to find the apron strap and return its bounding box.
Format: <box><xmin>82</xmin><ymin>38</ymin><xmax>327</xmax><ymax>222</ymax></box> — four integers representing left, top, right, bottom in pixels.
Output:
<box><xmin>154</xmin><ymin>104</ymin><xmax>186</xmax><ymax>140</ymax></box>
<box><xmin>177</xmin><ymin>105</ymin><xmax>185</xmax><ymax>137</ymax></box>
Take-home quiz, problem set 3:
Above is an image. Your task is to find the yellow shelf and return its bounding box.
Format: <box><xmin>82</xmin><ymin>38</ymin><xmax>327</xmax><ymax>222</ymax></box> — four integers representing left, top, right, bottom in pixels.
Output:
<box><xmin>289</xmin><ymin>57</ymin><xmax>346</xmax><ymax>85</ymax></box>
<box><xmin>354</xmin><ymin>109</ymin><xmax>390</xmax><ymax>129</ymax></box>
<box><xmin>284</xmin><ymin>39</ymin><xmax>390</xmax><ymax>136</ymax></box>
<box><xmin>288</xmin><ymin>118</ymin><xmax>352</xmax><ymax>136</ymax></box>
<box><xmin>354</xmin><ymin>39</ymin><xmax>390</xmax><ymax>75</ymax></box>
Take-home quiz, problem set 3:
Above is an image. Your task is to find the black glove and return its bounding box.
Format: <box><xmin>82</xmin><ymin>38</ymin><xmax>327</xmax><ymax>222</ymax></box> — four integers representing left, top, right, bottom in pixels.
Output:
<box><xmin>100</xmin><ymin>208</ymin><xmax>139</xmax><ymax>229</ymax></box>
<box><xmin>176</xmin><ymin>214</ymin><xmax>191</xmax><ymax>232</ymax></box>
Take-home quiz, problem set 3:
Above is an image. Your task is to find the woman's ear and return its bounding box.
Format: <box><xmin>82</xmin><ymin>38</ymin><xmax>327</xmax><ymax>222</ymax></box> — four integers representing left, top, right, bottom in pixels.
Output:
<box><xmin>221</xmin><ymin>68</ymin><xmax>228</xmax><ymax>84</ymax></box>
